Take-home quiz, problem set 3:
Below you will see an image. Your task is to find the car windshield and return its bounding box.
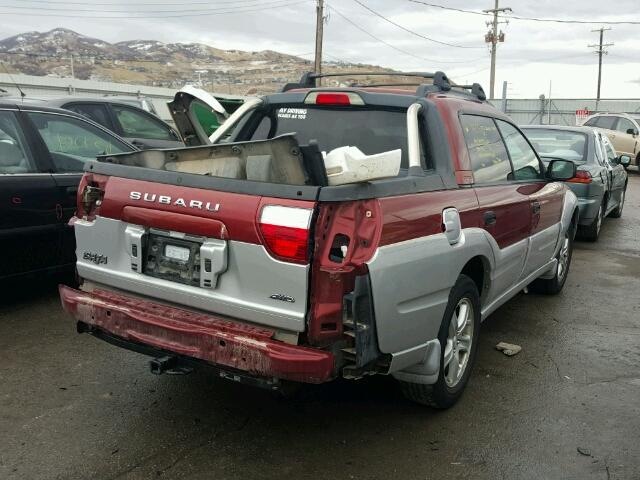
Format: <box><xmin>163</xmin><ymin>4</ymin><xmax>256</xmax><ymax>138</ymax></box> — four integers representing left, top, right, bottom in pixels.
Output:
<box><xmin>240</xmin><ymin>106</ymin><xmax>426</xmax><ymax>170</ymax></box>
<box><xmin>522</xmin><ymin>128</ymin><xmax>587</xmax><ymax>163</ymax></box>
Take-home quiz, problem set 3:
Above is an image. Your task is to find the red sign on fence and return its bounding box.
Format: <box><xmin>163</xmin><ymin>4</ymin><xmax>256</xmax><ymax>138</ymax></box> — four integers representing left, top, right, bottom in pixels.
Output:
<box><xmin>575</xmin><ymin>109</ymin><xmax>591</xmax><ymax>125</ymax></box>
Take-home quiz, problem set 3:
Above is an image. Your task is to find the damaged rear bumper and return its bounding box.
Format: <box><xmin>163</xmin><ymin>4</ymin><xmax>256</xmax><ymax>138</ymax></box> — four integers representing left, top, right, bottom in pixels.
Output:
<box><xmin>59</xmin><ymin>285</ymin><xmax>335</xmax><ymax>384</ymax></box>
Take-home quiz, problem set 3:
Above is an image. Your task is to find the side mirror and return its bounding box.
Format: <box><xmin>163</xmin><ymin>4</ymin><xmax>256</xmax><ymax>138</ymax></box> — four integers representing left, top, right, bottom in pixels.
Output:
<box><xmin>626</xmin><ymin>128</ymin><xmax>639</xmax><ymax>136</ymax></box>
<box><xmin>547</xmin><ymin>159</ymin><xmax>577</xmax><ymax>181</ymax></box>
<box><xmin>618</xmin><ymin>154</ymin><xmax>631</xmax><ymax>167</ymax></box>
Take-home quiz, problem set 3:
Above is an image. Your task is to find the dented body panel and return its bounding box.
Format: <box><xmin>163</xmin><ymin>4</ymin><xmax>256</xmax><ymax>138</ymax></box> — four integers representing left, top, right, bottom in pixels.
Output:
<box><xmin>61</xmin><ymin>82</ymin><xmax>579</xmax><ymax>390</ymax></box>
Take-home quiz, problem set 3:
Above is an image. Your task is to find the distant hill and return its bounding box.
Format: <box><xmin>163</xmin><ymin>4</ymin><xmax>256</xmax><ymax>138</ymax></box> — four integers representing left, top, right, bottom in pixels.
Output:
<box><xmin>0</xmin><ymin>28</ymin><xmax>396</xmax><ymax>94</ymax></box>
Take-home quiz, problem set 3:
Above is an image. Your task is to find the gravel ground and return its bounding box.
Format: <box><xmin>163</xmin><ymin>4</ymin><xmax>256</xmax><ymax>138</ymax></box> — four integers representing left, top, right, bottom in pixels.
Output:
<box><xmin>1</xmin><ymin>172</ymin><xmax>639</xmax><ymax>480</ymax></box>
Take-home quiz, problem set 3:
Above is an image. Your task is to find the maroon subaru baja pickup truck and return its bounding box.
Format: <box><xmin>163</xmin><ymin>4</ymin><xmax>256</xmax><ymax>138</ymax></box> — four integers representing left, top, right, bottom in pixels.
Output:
<box><xmin>60</xmin><ymin>71</ymin><xmax>578</xmax><ymax>408</ymax></box>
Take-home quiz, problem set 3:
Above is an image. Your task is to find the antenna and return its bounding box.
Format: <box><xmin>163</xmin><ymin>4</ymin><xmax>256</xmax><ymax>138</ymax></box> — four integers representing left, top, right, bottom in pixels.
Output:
<box><xmin>0</xmin><ymin>61</ymin><xmax>26</xmax><ymax>100</ymax></box>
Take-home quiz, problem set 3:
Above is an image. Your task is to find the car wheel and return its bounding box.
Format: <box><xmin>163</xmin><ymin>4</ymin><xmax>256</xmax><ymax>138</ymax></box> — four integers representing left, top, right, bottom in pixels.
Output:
<box><xmin>580</xmin><ymin>202</ymin><xmax>604</xmax><ymax>241</ymax></box>
<box><xmin>609</xmin><ymin>187</ymin><xmax>626</xmax><ymax>218</ymax></box>
<box><xmin>398</xmin><ymin>274</ymin><xmax>480</xmax><ymax>409</ymax></box>
<box><xmin>531</xmin><ymin>226</ymin><xmax>574</xmax><ymax>295</ymax></box>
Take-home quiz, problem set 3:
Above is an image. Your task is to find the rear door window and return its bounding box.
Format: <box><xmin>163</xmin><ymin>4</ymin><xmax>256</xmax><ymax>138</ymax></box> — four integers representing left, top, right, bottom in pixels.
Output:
<box><xmin>245</xmin><ymin>106</ymin><xmax>429</xmax><ymax>170</ymax></box>
<box><xmin>603</xmin><ymin>138</ymin><xmax>617</xmax><ymax>166</ymax></box>
<box><xmin>595</xmin><ymin>116</ymin><xmax>617</xmax><ymax>130</ymax></box>
<box><xmin>460</xmin><ymin>115</ymin><xmax>512</xmax><ymax>184</ymax></box>
<box><xmin>0</xmin><ymin>110</ymin><xmax>36</xmax><ymax>174</ymax></box>
<box><xmin>64</xmin><ymin>103</ymin><xmax>114</xmax><ymax>131</ymax></box>
<box><xmin>112</xmin><ymin>105</ymin><xmax>176</xmax><ymax>141</ymax></box>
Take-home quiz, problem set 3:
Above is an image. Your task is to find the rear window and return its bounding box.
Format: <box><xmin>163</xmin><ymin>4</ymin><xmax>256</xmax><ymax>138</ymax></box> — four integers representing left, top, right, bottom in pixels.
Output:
<box><xmin>241</xmin><ymin>106</ymin><xmax>428</xmax><ymax>170</ymax></box>
<box><xmin>522</xmin><ymin>129</ymin><xmax>587</xmax><ymax>163</ymax></box>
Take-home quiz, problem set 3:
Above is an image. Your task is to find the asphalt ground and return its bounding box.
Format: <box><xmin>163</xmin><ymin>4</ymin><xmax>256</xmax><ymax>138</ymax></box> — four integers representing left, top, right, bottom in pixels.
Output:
<box><xmin>1</xmin><ymin>172</ymin><xmax>639</xmax><ymax>480</ymax></box>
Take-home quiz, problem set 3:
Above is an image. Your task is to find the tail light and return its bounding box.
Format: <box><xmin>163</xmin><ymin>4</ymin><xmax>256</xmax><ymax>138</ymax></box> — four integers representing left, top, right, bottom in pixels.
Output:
<box><xmin>568</xmin><ymin>170</ymin><xmax>592</xmax><ymax>184</ymax></box>
<box><xmin>258</xmin><ymin>205</ymin><xmax>313</xmax><ymax>264</ymax></box>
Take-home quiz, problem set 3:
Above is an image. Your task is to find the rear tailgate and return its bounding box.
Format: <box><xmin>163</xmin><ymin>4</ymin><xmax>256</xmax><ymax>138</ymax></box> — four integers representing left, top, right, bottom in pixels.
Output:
<box><xmin>74</xmin><ymin>173</ymin><xmax>317</xmax><ymax>333</ymax></box>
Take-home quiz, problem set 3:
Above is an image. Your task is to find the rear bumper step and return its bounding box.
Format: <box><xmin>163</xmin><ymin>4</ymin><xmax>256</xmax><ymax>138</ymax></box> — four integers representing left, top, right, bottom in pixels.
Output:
<box><xmin>59</xmin><ymin>285</ymin><xmax>335</xmax><ymax>383</ymax></box>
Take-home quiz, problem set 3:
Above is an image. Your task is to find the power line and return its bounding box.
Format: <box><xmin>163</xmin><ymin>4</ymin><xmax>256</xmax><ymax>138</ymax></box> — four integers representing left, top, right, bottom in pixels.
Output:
<box><xmin>407</xmin><ymin>0</ymin><xmax>640</xmax><ymax>25</ymax></box>
<box><xmin>0</xmin><ymin>0</ymin><xmax>261</xmax><ymax>4</ymax></box>
<box><xmin>352</xmin><ymin>0</ymin><xmax>484</xmax><ymax>49</ymax></box>
<box><xmin>327</xmin><ymin>3</ymin><xmax>485</xmax><ymax>64</ymax></box>
<box><xmin>0</xmin><ymin>0</ymin><xmax>309</xmax><ymax>18</ymax></box>
<box><xmin>0</xmin><ymin>0</ymin><xmax>290</xmax><ymax>13</ymax></box>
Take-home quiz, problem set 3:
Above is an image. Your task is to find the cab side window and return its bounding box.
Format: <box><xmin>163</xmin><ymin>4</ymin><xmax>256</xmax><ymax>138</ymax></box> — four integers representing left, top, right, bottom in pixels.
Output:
<box><xmin>460</xmin><ymin>114</ymin><xmax>512</xmax><ymax>184</ymax></box>
<box><xmin>496</xmin><ymin>120</ymin><xmax>542</xmax><ymax>180</ymax></box>
<box><xmin>0</xmin><ymin>111</ymin><xmax>36</xmax><ymax>174</ymax></box>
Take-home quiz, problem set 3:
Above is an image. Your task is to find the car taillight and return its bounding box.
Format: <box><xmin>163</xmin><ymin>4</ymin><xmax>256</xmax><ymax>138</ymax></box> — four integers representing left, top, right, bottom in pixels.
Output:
<box><xmin>304</xmin><ymin>91</ymin><xmax>365</xmax><ymax>106</ymax></box>
<box><xmin>258</xmin><ymin>205</ymin><xmax>313</xmax><ymax>264</ymax></box>
<box><xmin>568</xmin><ymin>170</ymin><xmax>592</xmax><ymax>184</ymax></box>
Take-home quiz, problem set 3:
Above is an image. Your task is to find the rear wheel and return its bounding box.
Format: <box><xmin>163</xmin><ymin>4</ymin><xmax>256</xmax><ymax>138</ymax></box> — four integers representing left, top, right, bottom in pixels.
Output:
<box><xmin>609</xmin><ymin>187</ymin><xmax>626</xmax><ymax>218</ymax></box>
<box><xmin>580</xmin><ymin>201</ymin><xmax>604</xmax><ymax>241</ymax></box>
<box><xmin>530</xmin><ymin>226</ymin><xmax>573</xmax><ymax>295</ymax></box>
<box><xmin>399</xmin><ymin>275</ymin><xmax>480</xmax><ymax>409</ymax></box>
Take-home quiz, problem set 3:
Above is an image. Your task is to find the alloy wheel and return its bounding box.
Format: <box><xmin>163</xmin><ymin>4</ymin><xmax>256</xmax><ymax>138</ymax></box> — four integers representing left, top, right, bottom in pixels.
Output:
<box><xmin>443</xmin><ymin>298</ymin><xmax>474</xmax><ymax>388</ymax></box>
<box><xmin>557</xmin><ymin>234</ymin><xmax>570</xmax><ymax>281</ymax></box>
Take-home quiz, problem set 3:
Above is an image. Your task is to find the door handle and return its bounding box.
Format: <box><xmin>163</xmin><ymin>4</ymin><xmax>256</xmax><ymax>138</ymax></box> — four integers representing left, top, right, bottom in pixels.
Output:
<box><xmin>532</xmin><ymin>201</ymin><xmax>541</xmax><ymax>214</ymax></box>
<box><xmin>483</xmin><ymin>211</ymin><xmax>497</xmax><ymax>226</ymax></box>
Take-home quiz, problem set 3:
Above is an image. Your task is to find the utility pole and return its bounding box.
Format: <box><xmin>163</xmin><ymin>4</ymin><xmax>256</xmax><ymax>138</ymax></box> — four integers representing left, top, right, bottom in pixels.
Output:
<box><xmin>588</xmin><ymin>27</ymin><xmax>613</xmax><ymax>103</ymax></box>
<box><xmin>483</xmin><ymin>0</ymin><xmax>511</xmax><ymax>99</ymax></box>
<box><xmin>314</xmin><ymin>0</ymin><xmax>324</xmax><ymax>84</ymax></box>
<box><xmin>69</xmin><ymin>54</ymin><xmax>75</xmax><ymax>79</ymax></box>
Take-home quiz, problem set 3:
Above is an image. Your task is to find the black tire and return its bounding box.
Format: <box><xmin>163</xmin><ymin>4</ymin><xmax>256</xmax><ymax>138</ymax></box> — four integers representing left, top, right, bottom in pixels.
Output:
<box><xmin>609</xmin><ymin>187</ymin><xmax>626</xmax><ymax>218</ymax></box>
<box><xmin>530</xmin><ymin>225</ymin><xmax>574</xmax><ymax>295</ymax></box>
<box><xmin>580</xmin><ymin>200</ymin><xmax>604</xmax><ymax>241</ymax></box>
<box><xmin>398</xmin><ymin>274</ymin><xmax>481</xmax><ymax>409</ymax></box>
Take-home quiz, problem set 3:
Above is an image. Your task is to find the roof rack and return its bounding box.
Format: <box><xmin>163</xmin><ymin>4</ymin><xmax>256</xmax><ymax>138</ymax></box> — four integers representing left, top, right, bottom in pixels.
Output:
<box><xmin>281</xmin><ymin>70</ymin><xmax>486</xmax><ymax>101</ymax></box>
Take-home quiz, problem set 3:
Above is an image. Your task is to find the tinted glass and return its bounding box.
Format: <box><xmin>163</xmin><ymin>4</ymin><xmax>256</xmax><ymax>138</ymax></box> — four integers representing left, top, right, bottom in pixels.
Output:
<box><xmin>246</xmin><ymin>107</ymin><xmax>429</xmax><ymax>170</ymax></box>
<box><xmin>595</xmin><ymin>116</ymin><xmax>616</xmax><ymax>129</ymax></box>
<box><xmin>616</xmin><ymin>118</ymin><xmax>635</xmax><ymax>134</ymax></box>
<box><xmin>28</xmin><ymin>112</ymin><xmax>130</xmax><ymax>172</ymax></box>
<box><xmin>460</xmin><ymin>115</ymin><xmax>512</xmax><ymax>184</ymax></box>
<box><xmin>113</xmin><ymin>105</ymin><xmax>175</xmax><ymax>141</ymax></box>
<box><xmin>0</xmin><ymin>111</ymin><xmax>35</xmax><ymax>174</ymax></box>
<box><xmin>522</xmin><ymin>128</ymin><xmax>587</xmax><ymax>163</ymax></box>
<box><xmin>603</xmin><ymin>137</ymin><xmax>617</xmax><ymax>165</ymax></box>
<box><xmin>191</xmin><ymin>101</ymin><xmax>223</xmax><ymax>137</ymax></box>
<box><xmin>65</xmin><ymin>103</ymin><xmax>112</xmax><ymax>130</ymax></box>
<box><xmin>594</xmin><ymin>133</ymin><xmax>605</xmax><ymax>166</ymax></box>
<box><xmin>497</xmin><ymin>121</ymin><xmax>541</xmax><ymax>180</ymax></box>
<box><xmin>583</xmin><ymin>118</ymin><xmax>597</xmax><ymax>127</ymax></box>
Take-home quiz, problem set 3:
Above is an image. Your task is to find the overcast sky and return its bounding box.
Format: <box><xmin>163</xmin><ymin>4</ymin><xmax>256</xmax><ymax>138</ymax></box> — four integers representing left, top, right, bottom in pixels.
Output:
<box><xmin>0</xmin><ymin>0</ymin><xmax>639</xmax><ymax>98</ymax></box>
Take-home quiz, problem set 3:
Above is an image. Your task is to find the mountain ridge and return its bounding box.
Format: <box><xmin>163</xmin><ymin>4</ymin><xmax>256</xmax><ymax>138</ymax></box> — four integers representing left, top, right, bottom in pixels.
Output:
<box><xmin>0</xmin><ymin>28</ymin><xmax>393</xmax><ymax>94</ymax></box>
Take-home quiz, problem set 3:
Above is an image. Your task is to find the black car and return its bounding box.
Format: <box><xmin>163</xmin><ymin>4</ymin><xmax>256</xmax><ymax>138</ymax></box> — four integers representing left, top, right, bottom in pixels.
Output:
<box><xmin>0</xmin><ymin>101</ymin><xmax>136</xmax><ymax>281</ymax></box>
<box><xmin>13</xmin><ymin>96</ymin><xmax>183</xmax><ymax>150</ymax></box>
